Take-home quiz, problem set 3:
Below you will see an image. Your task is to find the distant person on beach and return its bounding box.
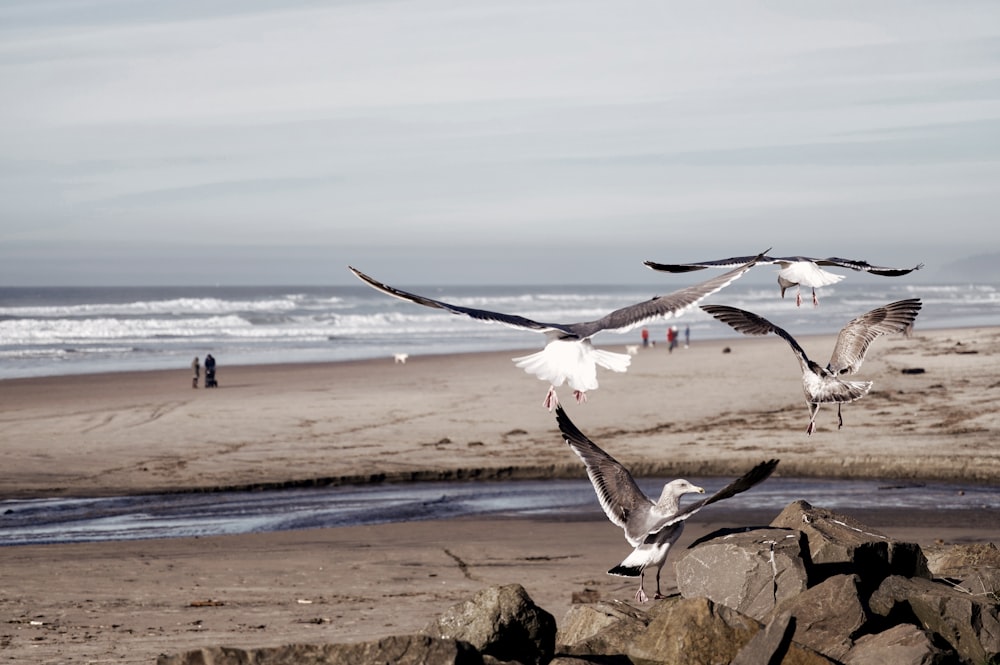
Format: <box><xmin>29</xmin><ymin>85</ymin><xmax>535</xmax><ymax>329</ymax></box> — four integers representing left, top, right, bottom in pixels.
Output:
<box><xmin>641</xmin><ymin>327</ymin><xmax>649</xmax><ymax>347</ymax></box>
<box><xmin>667</xmin><ymin>326</ymin><xmax>679</xmax><ymax>353</ymax></box>
<box><xmin>191</xmin><ymin>356</ymin><xmax>200</xmax><ymax>389</ymax></box>
<box><xmin>204</xmin><ymin>354</ymin><xmax>217</xmax><ymax>388</ymax></box>
<box><xmin>684</xmin><ymin>325</ymin><xmax>690</xmax><ymax>348</ymax></box>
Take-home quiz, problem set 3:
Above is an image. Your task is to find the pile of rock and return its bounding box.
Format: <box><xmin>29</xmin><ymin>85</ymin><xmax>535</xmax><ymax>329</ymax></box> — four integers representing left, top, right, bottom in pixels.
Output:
<box><xmin>158</xmin><ymin>501</ymin><xmax>1000</xmax><ymax>665</ymax></box>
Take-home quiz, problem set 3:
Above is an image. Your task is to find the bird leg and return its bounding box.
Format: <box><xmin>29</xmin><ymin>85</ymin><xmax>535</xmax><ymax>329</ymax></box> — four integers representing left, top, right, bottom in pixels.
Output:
<box><xmin>807</xmin><ymin>403</ymin><xmax>819</xmax><ymax>435</ymax></box>
<box><xmin>653</xmin><ymin>567</ymin><xmax>666</xmax><ymax>600</ymax></box>
<box><xmin>573</xmin><ymin>390</ymin><xmax>588</xmax><ymax>404</ymax></box>
<box><xmin>795</xmin><ymin>288</ymin><xmax>803</xmax><ymax>307</ymax></box>
<box><xmin>837</xmin><ymin>403</ymin><xmax>844</xmax><ymax>429</ymax></box>
<box><xmin>812</xmin><ymin>288</ymin><xmax>819</xmax><ymax>307</ymax></box>
<box><xmin>543</xmin><ymin>386</ymin><xmax>559</xmax><ymax>411</ymax></box>
<box><xmin>634</xmin><ymin>572</ymin><xmax>649</xmax><ymax>603</ymax></box>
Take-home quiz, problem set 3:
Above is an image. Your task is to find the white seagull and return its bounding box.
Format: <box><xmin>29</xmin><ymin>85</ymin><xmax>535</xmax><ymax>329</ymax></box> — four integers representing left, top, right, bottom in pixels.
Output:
<box><xmin>557</xmin><ymin>405</ymin><xmax>778</xmax><ymax>603</ymax></box>
<box><xmin>701</xmin><ymin>298</ymin><xmax>922</xmax><ymax>434</ymax></box>
<box><xmin>349</xmin><ymin>252</ymin><xmax>764</xmax><ymax>410</ymax></box>
<box><xmin>644</xmin><ymin>254</ymin><xmax>924</xmax><ymax>307</ymax></box>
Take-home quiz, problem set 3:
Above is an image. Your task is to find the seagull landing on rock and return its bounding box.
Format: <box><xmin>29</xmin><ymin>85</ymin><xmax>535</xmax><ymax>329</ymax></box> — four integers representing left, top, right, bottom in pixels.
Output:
<box><xmin>702</xmin><ymin>298</ymin><xmax>922</xmax><ymax>435</ymax></box>
<box><xmin>349</xmin><ymin>252</ymin><xmax>765</xmax><ymax>410</ymax></box>
<box><xmin>556</xmin><ymin>406</ymin><xmax>778</xmax><ymax>603</ymax></box>
<box><xmin>644</xmin><ymin>254</ymin><xmax>924</xmax><ymax>307</ymax></box>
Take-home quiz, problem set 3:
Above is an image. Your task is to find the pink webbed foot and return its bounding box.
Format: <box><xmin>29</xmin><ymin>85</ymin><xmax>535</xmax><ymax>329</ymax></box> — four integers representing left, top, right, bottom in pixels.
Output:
<box><xmin>812</xmin><ymin>289</ymin><xmax>819</xmax><ymax>307</ymax></box>
<box><xmin>634</xmin><ymin>586</ymin><xmax>648</xmax><ymax>603</ymax></box>
<box><xmin>543</xmin><ymin>386</ymin><xmax>559</xmax><ymax>411</ymax></box>
<box><xmin>796</xmin><ymin>290</ymin><xmax>803</xmax><ymax>307</ymax></box>
<box><xmin>573</xmin><ymin>390</ymin><xmax>588</xmax><ymax>404</ymax></box>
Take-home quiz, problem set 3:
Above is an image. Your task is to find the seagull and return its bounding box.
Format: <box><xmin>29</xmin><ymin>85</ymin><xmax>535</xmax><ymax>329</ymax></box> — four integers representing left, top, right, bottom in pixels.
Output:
<box><xmin>644</xmin><ymin>254</ymin><xmax>924</xmax><ymax>307</ymax></box>
<box><xmin>349</xmin><ymin>251</ymin><xmax>765</xmax><ymax>410</ymax></box>
<box><xmin>701</xmin><ymin>298</ymin><xmax>922</xmax><ymax>434</ymax></box>
<box><xmin>557</xmin><ymin>405</ymin><xmax>778</xmax><ymax>603</ymax></box>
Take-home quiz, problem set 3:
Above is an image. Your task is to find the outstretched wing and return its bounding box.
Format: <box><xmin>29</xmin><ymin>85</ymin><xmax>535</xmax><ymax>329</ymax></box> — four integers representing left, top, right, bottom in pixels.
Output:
<box><xmin>643</xmin><ymin>253</ymin><xmax>775</xmax><ymax>273</ymax></box>
<box><xmin>827</xmin><ymin>298</ymin><xmax>922</xmax><ymax>375</ymax></box>
<box><xmin>556</xmin><ymin>406</ymin><xmax>651</xmax><ymax>530</ymax></box>
<box><xmin>349</xmin><ymin>266</ymin><xmax>572</xmax><ymax>335</ymax></box>
<box><xmin>568</xmin><ymin>250</ymin><xmax>769</xmax><ymax>338</ymax></box>
<box><xmin>814</xmin><ymin>258</ymin><xmax>925</xmax><ymax>277</ymax></box>
<box><xmin>647</xmin><ymin>459</ymin><xmax>779</xmax><ymax>535</ymax></box>
<box><xmin>701</xmin><ymin>304</ymin><xmax>814</xmax><ymax>368</ymax></box>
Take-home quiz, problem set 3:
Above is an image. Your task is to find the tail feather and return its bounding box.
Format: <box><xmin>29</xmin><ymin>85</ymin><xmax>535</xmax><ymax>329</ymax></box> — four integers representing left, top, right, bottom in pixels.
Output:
<box><xmin>608</xmin><ymin>564</ymin><xmax>642</xmax><ymax>578</ymax></box>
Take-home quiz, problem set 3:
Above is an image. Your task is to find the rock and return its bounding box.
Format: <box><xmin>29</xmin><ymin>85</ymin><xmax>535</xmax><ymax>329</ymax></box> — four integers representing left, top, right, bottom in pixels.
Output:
<box><xmin>675</xmin><ymin>527</ymin><xmax>809</xmax><ymax>621</ymax></box>
<box><xmin>770</xmin><ymin>500</ymin><xmax>930</xmax><ymax>591</ymax></box>
<box><xmin>925</xmin><ymin>542</ymin><xmax>1000</xmax><ymax>597</ymax></box>
<box><xmin>731</xmin><ymin>611</ymin><xmax>795</xmax><ymax>665</ymax></box>
<box><xmin>157</xmin><ymin>635</ymin><xmax>483</xmax><ymax>665</ymax></box>
<box><xmin>870</xmin><ymin>574</ymin><xmax>1000</xmax><ymax>665</ymax></box>
<box><xmin>627</xmin><ymin>596</ymin><xmax>759</xmax><ymax>664</ymax></box>
<box><xmin>426</xmin><ymin>583</ymin><xmax>556</xmax><ymax>665</ymax></box>
<box><xmin>844</xmin><ymin>623</ymin><xmax>950</xmax><ymax>665</ymax></box>
<box><xmin>769</xmin><ymin>574</ymin><xmax>868</xmax><ymax>662</ymax></box>
<box><xmin>556</xmin><ymin>600</ymin><xmax>650</xmax><ymax>659</ymax></box>
<box><xmin>557</xmin><ymin>600</ymin><xmax>647</xmax><ymax>648</ymax></box>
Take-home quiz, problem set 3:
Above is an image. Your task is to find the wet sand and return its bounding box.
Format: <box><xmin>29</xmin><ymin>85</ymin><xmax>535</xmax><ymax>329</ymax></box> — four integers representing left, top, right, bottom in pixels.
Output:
<box><xmin>1</xmin><ymin>326</ymin><xmax>998</xmax><ymax>662</ymax></box>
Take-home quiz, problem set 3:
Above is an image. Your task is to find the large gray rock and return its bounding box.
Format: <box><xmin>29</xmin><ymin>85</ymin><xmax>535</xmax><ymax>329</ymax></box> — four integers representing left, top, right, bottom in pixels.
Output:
<box><xmin>675</xmin><ymin>527</ymin><xmax>809</xmax><ymax>621</ymax></box>
<box><xmin>870</xmin><ymin>574</ymin><xmax>1000</xmax><ymax>665</ymax></box>
<box><xmin>426</xmin><ymin>583</ymin><xmax>556</xmax><ymax>665</ymax></box>
<box><xmin>770</xmin><ymin>500</ymin><xmax>930</xmax><ymax>591</ymax></box>
<box><xmin>769</xmin><ymin>574</ymin><xmax>868</xmax><ymax>662</ymax></box>
<box><xmin>156</xmin><ymin>635</ymin><xmax>483</xmax><ymax>665</ymax></box>
<box><xmin>844</xmin><ymin>623</ymin><xmax>951</xmax><ymax>665</ymax></box>
<box><xmin>556</xmin><ymin>600</ymin><xmax>648</xmax><ymax>650</ymax></box>
<box><xmin>925</xmin><ymin>542</ymin><xmax>1000</xmax><ymax>597</ymax></box>
<box><xmin>731</xmin><ymin>611</ymin><xmax>795</xmax><ymax>665</ymax></box>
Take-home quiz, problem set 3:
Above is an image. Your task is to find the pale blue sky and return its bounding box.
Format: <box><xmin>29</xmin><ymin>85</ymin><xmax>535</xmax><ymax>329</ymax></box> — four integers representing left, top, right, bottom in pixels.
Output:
<box><xmin>2</xmin><ymin>0</ymin><xmax>999</xmax><ymax>285</ymax></box>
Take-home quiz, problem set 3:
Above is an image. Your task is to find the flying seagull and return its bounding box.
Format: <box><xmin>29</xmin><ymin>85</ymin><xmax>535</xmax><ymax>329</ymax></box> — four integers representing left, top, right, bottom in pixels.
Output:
<box><xmin>556</xmin><ymin>406</ymin><xmax>778</xmax><ymax>602</ymax></box>
<box><xmin>349</xmin><ymin>251</ymin><xmax>765</xmax><ymax>410</ymax></box>
<box><xmin>644</xmin><ymin>254</ymin><xmax>924</xmax><ymax>307</ymax></box>
<box><xmin>702</xmin><ymin>298</ymin><xmax>922</xmax><ymax>434</ymax></box>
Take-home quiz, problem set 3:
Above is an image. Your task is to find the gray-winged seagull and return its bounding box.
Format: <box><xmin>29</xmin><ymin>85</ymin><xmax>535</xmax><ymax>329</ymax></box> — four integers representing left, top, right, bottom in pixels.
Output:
<box><xmin>556</xmin><ymin>405</ymin><xmax>779</xmax><ymax>603</ymax></box>
<box><xmin>644</xmin><ymin>254</ymin><xmax>923</xmax><ymax>307</ymax></box>
<box><xmin>349</xmin><ymin>251</ymin><xmax>765</xmax><ymax>410</ymax></box>
<box><xmin>702</xmin><ymin>298</ymin><xmax>922</xmax><ymax>434</ymax></box>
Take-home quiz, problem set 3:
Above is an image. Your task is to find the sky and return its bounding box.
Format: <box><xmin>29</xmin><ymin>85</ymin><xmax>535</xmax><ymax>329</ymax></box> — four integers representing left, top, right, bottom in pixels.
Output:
<box><xmin>2</xmin><ymin>0</ymin><xmax>999</xmax><ymax>286</ymax></box>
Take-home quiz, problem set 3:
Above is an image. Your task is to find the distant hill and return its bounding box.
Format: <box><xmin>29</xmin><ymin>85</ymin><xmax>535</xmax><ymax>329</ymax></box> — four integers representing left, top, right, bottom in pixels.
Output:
<box><xmin>934</xmin><ymin>253</ymin><xmax>1000</xmax><ymax>283</ymax></box>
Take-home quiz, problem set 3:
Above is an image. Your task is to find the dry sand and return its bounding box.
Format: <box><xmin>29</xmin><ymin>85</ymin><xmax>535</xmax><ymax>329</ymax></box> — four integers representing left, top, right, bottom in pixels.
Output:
<box><xmin>1</xmin><ymin>326</ymin><xmax>998</xmax><ymax>663</ymax></box>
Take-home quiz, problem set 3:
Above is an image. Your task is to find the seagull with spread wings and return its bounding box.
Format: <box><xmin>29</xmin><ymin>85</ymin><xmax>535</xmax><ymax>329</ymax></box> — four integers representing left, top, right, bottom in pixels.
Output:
<box><xmin>702</xmin><ymin>298</ymin><xmax>922</xmax><ymax>434</ymax></box>
<box><xmin>644</xmin><ymin>254</ymin><xmax>923</xmax><ymax>307</ymax></box>
<box><xmin>556</xmin><ymin>405</ymin><xmax>778</xmax><ymax>602</ymax></box>
<box><xmin>349</xmin><ymin>251</ymin><xmax>765</xmax><ymax>410</ymax></box>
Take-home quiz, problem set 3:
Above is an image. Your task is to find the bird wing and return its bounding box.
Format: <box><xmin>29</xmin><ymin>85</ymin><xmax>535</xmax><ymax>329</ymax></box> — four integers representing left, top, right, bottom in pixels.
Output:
<box><xmin>814</xmin><ymin>258</ymin><xmax>925</xmax><ymax>277</ymax></box>
<box><xmin>643</xmin><ymin>253</ymin><xmax>775</xmax><ymax>273</ymax></box>
<box><xmin>827</xmin><ymin>298</ymin><xmax>922</xmax><ymax>375</ymax></box>
<box><xmin>348</xmin><ymin>266</ymin><xmax>573</xmax><ymax>335</ymax></box>
<box><xmin>556</xmin><ymin>406</ymin><xmax>652</xmax><ymax>533</ymax></box>
<box><xmin>701</xmin><ymin>304</ymin><xmax>813</xmax><ymax>370</ymax></box>
<box><xmin>568</xmin><ymin>250</ymin><xmax>768</xmax><ymax>338</ymax></box>
<box><xmin>646</xmin><ymin>459</ymin><xmax>779</xmax><ymax>535</ymax></box>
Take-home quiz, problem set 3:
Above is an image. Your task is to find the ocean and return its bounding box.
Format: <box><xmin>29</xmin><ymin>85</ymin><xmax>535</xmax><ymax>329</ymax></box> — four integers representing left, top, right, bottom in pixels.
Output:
<box><xmin>2</xmin><ymin>280</ymin><xmax>998</xmax><ymax>380</ymax></box>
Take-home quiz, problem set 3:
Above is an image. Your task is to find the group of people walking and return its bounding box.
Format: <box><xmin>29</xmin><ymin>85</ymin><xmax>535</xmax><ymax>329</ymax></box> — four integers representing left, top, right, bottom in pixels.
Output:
<box><xmin>641</xmin><ymin>325</ymin><xmax>690</xmax><ymax>352</ymax></box>
<box><xmin>191</xmin><ymin>354</ymin><xmax>217</xmax><ymax>388</ymax></box>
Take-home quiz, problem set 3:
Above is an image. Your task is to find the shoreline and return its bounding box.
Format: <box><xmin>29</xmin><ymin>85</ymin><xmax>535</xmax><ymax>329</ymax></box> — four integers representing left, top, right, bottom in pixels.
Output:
<box><xmin>2</xmin><ymin>325</ymin><xmax>999</xmax><ymax>500</ymax></box>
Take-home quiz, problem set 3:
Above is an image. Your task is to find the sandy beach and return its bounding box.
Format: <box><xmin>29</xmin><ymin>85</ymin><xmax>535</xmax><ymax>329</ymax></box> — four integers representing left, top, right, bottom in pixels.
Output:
<box><xmin>1</xmin><ymin>326</ymin><xmax>999</xmax><ymax>663</ymax></box>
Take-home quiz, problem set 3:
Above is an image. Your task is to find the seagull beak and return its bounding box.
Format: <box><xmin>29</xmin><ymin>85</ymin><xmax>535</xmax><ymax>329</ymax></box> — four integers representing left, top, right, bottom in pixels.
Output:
<box><xmin>695</xmin><ymin>486</ymin><xmax>705</xmax><ymax>494</ymax></box>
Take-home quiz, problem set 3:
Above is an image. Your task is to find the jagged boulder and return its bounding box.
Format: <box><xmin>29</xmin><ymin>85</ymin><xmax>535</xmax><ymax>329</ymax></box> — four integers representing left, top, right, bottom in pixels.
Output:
<box><xmin>769</xmin><ymin>573</ymin><xmax>868</xmax><ymax>662</ymax></box>
<box><xmin>870</xmin><ymin>574</ymin><xmax>1000</xmax><ymax>664</ymax></box>
<box><xmin>675</xmin><ymin>527</ymin><xmax>809</xmax><ymax>621</ymax></box>
<box><xmin>156</xmin><ymin>635</ymin><xmax>483</xmax><ymax>665</ymax></box>
<box><xmin>425</xmin><ymin>583</ymin><xmax>556</xmax><ymax>665</ymax></box>
<box><xmin>925</xmin><ymin>542</ymin><xmax>1000</xmax><ymax>597</ymax></box>
<box><xmin>843</xmin><ymin>623</ymin><xmax>951</xmax><ymax>665</ymax></box>
<box><xmin>770</xmin><ymin>500</ymin><xmax>930</xmax><ymax>592</ymax></box>
<box><xmin>556</xmin><ymin>599</ymin><xmax>649</xmax><ymax>653</ymax></box>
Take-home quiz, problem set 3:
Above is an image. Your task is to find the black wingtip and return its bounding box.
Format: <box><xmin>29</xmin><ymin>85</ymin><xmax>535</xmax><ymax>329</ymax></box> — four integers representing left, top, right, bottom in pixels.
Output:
<box><xmin>608</xmin><ymin>564</ymin><xmax>642</xmax><ymax>578</ymax></box>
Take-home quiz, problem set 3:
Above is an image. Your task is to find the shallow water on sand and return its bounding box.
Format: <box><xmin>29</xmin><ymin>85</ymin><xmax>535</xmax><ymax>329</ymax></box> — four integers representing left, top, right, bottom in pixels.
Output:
<box><xmin>1</xmin><ymin>477</ymin><xmax>997</xmax><ymax>546</ymax></box>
